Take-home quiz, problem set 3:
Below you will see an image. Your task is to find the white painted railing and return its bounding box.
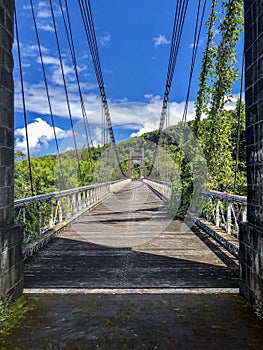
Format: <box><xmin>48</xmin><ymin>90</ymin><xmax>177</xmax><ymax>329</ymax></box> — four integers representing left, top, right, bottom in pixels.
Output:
<box><xmin>15</xmin><ymin>179</ymin><xmax>130</xmax><ymax>243</ymax></box>
<box><xmin>143</xmin><ymin>179</ymin><xmax>171</xmax><ymax>200</ymax></box>
<box><xmin>201</xmin><ymin>189</ymin><xmax>247</xmax><ymax>237</ymax></box>
<box><xmin>143</xmin><ymin>181</ymin><xmax>246</xmax><ymax>238</ymax></box>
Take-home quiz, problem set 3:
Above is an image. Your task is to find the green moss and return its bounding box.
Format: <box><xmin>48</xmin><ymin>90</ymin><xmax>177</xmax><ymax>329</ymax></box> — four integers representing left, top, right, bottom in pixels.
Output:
<box><xmin>0</xmin><ymin>295</ymin><xmax>34</xmax><ymax>338</ymax></box>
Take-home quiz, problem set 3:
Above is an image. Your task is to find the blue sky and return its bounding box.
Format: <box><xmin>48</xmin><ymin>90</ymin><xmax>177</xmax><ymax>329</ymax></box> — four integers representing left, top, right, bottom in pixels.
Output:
<box><xmin>14</xmin><ymin>0</ymin><xmax>244</xmax><ymax>157</ymax></box>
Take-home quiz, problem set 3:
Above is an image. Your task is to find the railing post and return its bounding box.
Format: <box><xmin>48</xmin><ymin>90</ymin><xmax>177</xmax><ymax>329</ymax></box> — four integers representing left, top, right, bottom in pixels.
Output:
<box><xmin>49</xmin><ymin>199</ymin><xmax>54</xmax><ymax>229</ymax></box>
<box><xmin>77</xmin><ymin>192</ymin><xmax>82</xmax><ymax>211</ymax></box>
<box><xmin>87</xmin><ymin>190</ymin><xmax>91</xmax><ymax>206</ymax></box>
<box><xmin>67</xmin><ymin>196</ymin><xmax>72</xmax><ymax>219</ymax></box>
<box><xmin>58</xmin><ymin>199</ymin><xmax>63</xmax><ymax>222</ymax></box>
<box><xmin>242</xmin><ymin>206</ymin><xmax>247</xmax><ymax>223</ymax></box>
<box><xmin>226</xmin><ymin>201</ymin><xmax>232</xmax><ymax>235</ymax></box>
<box><xmin>73</xmin><ymin>194</ymin><xmax>78</xmax><ymax>214</ymax></box>
<box><xmin>91</xmin><ymin>188</ymin><xmax>95</xmax><ymax>204</ymax></box>
<box><xmin>23</xmin><ymin>207</ymin><xmax>26</xmax><ymax>225</ymax></box>
<box><xmin>82</xmin><ymin>191</ymin><xmax>87</xmax><ymax>208</ymax></box>
<box><xmin>216</xmin><ymin>201</ymin><xmax>220</xmax><ymax>227</ymax></box>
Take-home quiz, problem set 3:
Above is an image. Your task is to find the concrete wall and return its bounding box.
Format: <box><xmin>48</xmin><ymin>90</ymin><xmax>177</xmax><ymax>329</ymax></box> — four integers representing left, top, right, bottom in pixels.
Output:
<box><xmin>240</xmin><ymin>0</ymin><xmax>263</xmax><ymax>316</ymax></box>
<box><xmin>0</xmin><ymin>0</ymin><xmax>23</xmax><ymax>298</ymax></box>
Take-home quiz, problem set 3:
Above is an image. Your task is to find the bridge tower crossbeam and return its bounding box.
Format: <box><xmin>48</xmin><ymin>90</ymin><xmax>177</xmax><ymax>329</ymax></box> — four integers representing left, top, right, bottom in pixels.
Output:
<box><xmin>128</xmin><ymin>148</ymin><xmax>145</xmax><ymax>179</ymax></box>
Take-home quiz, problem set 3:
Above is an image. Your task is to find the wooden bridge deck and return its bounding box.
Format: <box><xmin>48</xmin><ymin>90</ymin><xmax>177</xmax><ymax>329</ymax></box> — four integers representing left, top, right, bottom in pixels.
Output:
<box><xmin>24</xmin><ymin>181</ymin><xmax>239</xmax><ymax>290</ymax></box>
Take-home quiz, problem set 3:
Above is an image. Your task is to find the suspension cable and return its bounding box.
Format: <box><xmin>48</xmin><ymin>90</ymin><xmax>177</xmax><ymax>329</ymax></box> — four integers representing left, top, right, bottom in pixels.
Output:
<box><xmin>49</xmin><ymin>0</ymin><xmax>84</xmax><ymax>185</ymax></box>
<box><xmin>148</xmin><ymin>0</ymin><xmax>189</xmax><ymax>176</ymax></box>
<box><xmin>14</xmin><ymin>2</ymin><xmax>34</xmax><ymax>197</ymax></box>
<box><xmin>78</xmin><ymin>0</ymin><xmax>127</xmax><ymax>177</ymax></box>
<box><xmin>59</xmin><ymin>0</ymin><xmax>94</xmax><ymax>150</ymax></box>
<box><xmin>59</xmin><ymin>0</ymin><xmax>95</xmax><ymax>175</ymax></box>
<box><xmin>182</xmin><ymin>0</ymin><xmax>207</xmax><ymax>123</ymax></box>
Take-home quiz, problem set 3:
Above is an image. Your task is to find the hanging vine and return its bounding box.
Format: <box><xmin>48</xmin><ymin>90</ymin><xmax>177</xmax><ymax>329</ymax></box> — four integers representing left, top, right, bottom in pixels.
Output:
<box><xmin>194</xmin><ymin>0</ymin><xmax>244</xmax><ymax>191</ymax></box>
<box><xmin>209</xmin><ymin>0</ymin><xmax>243</xmax><ymax>117</ymax></box>
<box><xmin>194</xmin><ymin>0</ymin><xmax>218</xmax><ymax>137</ymax></box>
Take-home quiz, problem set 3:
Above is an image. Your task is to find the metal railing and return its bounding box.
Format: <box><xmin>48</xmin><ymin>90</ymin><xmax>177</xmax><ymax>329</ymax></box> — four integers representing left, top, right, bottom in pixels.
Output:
<box><xmin>143</xmin><ymin>179</ymin><xmax>171</xmax><ymax>200</ymax></box>
<box><xmin>200</xmin><ymin>189</ymin><xmax>247</xmax><ymax>237</ymax></box>
<box><xmin>15</xmin><ymin>179</ymin><xmax>130</xmax><ymax>243</ymax></box>
<box><xmin>143</xmin><ymin>181</ymin><xmax>246</xmax><ymax>238</ymax></box>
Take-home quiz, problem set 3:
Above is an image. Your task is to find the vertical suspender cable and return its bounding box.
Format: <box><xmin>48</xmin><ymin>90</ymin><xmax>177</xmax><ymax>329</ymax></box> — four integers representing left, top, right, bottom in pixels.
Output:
<box><xmin>59</xmin><ymin>0</ymin><xmax>95</xmax><ymax>174</ymax></box>
<box><xmin>14</xmin><ymin>2</ymin><xmax>34</xmax><ymax>197</ymax></box>
<box><xmin>182</xmin><ymin>0</ymin><xmax>207</xmax><ymax>123</ymax></box>
<box><xmin>78</xmin><ymin>0</ymin><xmax>127</xmax><ymax>177</ymax></box>
<box><xmin>29</xmin><ymin>0</ymin><xmax>66</xmax><ymax>189</ymax></box>
<box><xmin>59</xmin><ymin>0</ymin><xmax>94</xmax><ymax>150</ymax></box>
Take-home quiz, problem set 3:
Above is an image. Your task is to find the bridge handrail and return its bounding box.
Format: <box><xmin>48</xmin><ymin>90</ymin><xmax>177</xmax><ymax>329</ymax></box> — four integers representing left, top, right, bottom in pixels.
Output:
<box><xmin>14</xmin><ymin>180</ymin><xmax>124</xmax><ymax>208</ymax></box>
<box><xmin>15</xmin><ymin>179</ymin><xmax>130</xmax><ymax>244</ymax></box>
<box><xmin>201</xmin><ymin>189</ymin><xmax>247</xmax><ymax>205</ymax></box>
<box><xmin>143</xmin><ymin>178</ymin><xmax>171</xmax><ymax>199</ymax></box>
<box><xmin>200</xmin><ymin>189</ymin><xmax>247</xmax><ymax>237</ymax></box>
<box><xmin>145</xmin><ymin>178</ymin><xmax>171</xmax><ymax>186</ymax></box>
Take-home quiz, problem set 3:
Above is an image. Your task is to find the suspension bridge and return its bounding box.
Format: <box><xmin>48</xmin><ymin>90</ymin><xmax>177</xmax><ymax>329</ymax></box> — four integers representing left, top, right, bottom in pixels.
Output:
<box><xmin>0</xmin><ymin>0</ymin><xmax>263</xmax><ymax>348</ymax></box>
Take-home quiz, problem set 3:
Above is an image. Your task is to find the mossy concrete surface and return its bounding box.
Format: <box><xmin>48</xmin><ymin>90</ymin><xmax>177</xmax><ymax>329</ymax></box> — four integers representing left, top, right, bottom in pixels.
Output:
<box><xmin>0</xmin><ymin>292</ymin><xmax>263</xmax><ymax>350</ymax></box>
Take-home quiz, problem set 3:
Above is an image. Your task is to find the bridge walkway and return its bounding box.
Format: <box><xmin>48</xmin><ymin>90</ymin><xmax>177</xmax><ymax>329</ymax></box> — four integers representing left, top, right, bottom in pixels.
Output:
<box><xmin>24</xmin><ymin>181</ymin><xmax>239</xmax><ymax>291</ymax></box>
<box><xmin>3</xmin><ymin>182</ymin><xmax>263</xmax><ymax>350</ymax></box>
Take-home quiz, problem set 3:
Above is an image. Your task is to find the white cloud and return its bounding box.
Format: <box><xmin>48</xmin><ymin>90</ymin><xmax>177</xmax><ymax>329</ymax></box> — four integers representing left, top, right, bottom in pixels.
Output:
<box><xmin>14</xmin><ymin>76</ymin><xmax>198</xmax><ymax>145</ymax></box>
<box><xmin>13</xmin><ymin>43</ymin><xmax>50</xmax><ymax>71</ymax></box>
<box><xmin>15</xmin><ymin>118</ymin><xmax>71</xmax><ymax>156</ymax></box>
<box><xmin>14</xmin><ymin>43</ymin><xmax>49</xmax><ymax>58</ymax></box>
<box><xmin>37</xmin><ymin>9</ymin><xmax>52</xmax><ymax>19</ymax></box>
<box><xmin>15</xmin><ymin>91</ymin><xmax>241</xmax><ymax>156</ymax></box>
<box><xmin>123</xmin><ymin>97</ymin><xmax>197</xmax><ymax>138</ymax></box>
<box><xmin>189</xmin><ymin>38</ymin><xmax>204</xmax><ymax>49</ymax></box>
<box><xmin>225</xmin><ymin>93</ymin><xmax>245</xmax><ymax>110</ymax></box>
<box><xmin>36</xmin><ymin>54</ymin><xmax>82</xmax><ymax>86</ymax></box>
<box><xmin>130</xmin><ymin>126</ymin><xmax>156</xmax><ymax>138</ymax></box>
<box><xmin>107</xmin><ymin>97</ymin><xmax>196</xmax><ymax>138</ymax></box>
<box><xmin>22</xmin><ymin>1</ymin><xmax>61</xmax><ymax>33</ymax></box>
<box><xmin>37</xmin><ymin>23</ymin><xmax>54</xmax><ymax>33</ymax></box>
<box><xmin>14</xmin><ymin>81</ymin><xmax>102</xmax><ymax>121</ymax></box>
<box><xmin>38</xmin><ymin>56</ymin><xmax>60</xmax><ymax>65</ymax></box>
<box><xmin>153</xmin><ymin>34</ymin><xmax>170</xmax><ymax>47</ymax></box>
<box><xmin>100</xmin><ymin>34</ymin><xmax>111</xmax><ymax>47</ymax></box>
<box><xmin>214</xmin><ymin>28</ymin><xmax>220</xmax><ymax>36</ymax></box>
<box><xmin>64</xmin><ymin>146</ymin><xmax>74</xmax><ymax>152</ymax></box>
